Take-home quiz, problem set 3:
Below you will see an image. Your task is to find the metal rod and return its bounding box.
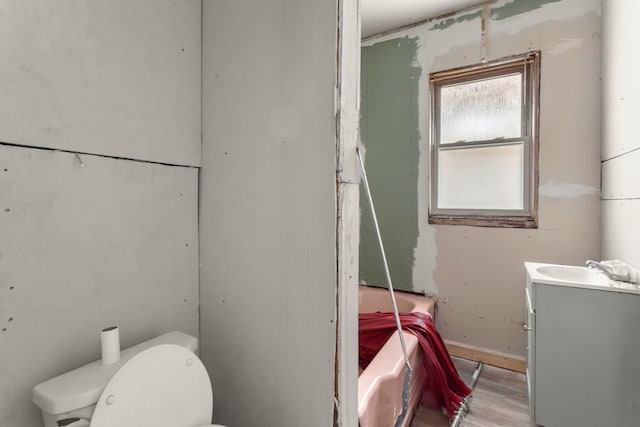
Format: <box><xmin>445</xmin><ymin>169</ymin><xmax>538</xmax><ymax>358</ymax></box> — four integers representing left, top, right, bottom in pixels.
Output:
<box><xmin>394</xmin><ymin>368</ymin><xmax>414</xmax><ymax>427</ymax></box>
<box><xmin>356</xmin><ymin>146</ymin><xmax>411</xmax><ymax>371</ymax></box>
<box><xmin>450</xmin><ymin>361</ymin><xmax>484</xmax><ymax>427</ymax></box>
<box><xmin>469</xmin><ymin>362</ymin><xmax>483</xmax><ymax>389</ymax></box>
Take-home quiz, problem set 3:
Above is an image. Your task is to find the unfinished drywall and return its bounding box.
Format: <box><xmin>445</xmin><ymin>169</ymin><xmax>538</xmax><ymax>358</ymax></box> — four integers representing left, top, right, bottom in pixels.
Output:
<box><xmin>0</xmin><ymin>0</ymin><xmax>201</xmax><ymax>166</ymax></box>
<box><xmin>0</xmin><ymin>2</ymin><xmax>201</xmax><ymax>425</ymax></box>
<box><xmin>0</xmin><ymin>146</ymin><xmax>199</xmax><ymax>426</ymax></box>
<box><xmin>601</xmin><ymin>0</ymin><xmax>640</xmax><ymax>270</ymax></box>
<box><xmin>360</xmin><ymin>0</ymin><xmax>601</xmax><ymax>358</ymax></box>
<box><xmin>360</xmin><ymin>37</ymin><xmax>421</xmax><ymax>292</ymax></box>
<box><xmin>200</xmin><ymin>1</ymin><xmax>338</xmax><ymax>426</ymax></box>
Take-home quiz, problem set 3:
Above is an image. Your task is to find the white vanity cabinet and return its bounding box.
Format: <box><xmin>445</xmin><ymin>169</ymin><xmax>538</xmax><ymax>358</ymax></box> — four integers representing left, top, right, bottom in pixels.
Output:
<box><xmin>525</xmin><ymin>262</ymin><xmax>640</xmax><ymax>427</ymax></box>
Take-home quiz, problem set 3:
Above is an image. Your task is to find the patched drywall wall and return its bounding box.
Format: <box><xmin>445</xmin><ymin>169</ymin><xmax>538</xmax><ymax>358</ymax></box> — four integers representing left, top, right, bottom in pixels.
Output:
<box><xmin>360</xmin><ymin>37</ymin><xmax>421</xmax><ymax>292</ymax></box>
<box><xmin>0</xmin><ymin>2</ymin><xmax>201</xmax><ymax>425</ymax></box>
<box><xmin>0</xmin><ymin>147</ymin><xmax>199</xmax><ymax>426</ymax></box>
<box><xmin>0</xmin><ymin>0</ymin><xmax>201</xmax><ymax>166</ymax></box>
<box><xmin>360</xmin><ymin>0</ymin><xmax>601</xmax><ymax>357</ymax></box>
<box><xmin>200</xmin><ymin>1</ymin><xmax>338</xmax><ymax>426</ymax></box>
<box><xmin>602</xmin><ymin>0</ymin><xmax>640</xmax><ymax>270</ymax></box>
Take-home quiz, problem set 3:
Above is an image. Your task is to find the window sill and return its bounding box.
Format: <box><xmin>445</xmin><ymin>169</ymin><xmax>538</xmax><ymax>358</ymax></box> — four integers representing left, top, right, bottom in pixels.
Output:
<box><xmin>429</xmin><ymin>215</ymin><xmax>537</xmax><ymax>229</ymax></box>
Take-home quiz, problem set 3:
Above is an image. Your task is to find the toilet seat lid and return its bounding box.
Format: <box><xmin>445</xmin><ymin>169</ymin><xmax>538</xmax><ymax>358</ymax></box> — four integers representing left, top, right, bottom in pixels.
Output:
<box><xmin>90</xmin><ymin>344</ymin><xmax>213</xmax><ymax>427</ymax></box>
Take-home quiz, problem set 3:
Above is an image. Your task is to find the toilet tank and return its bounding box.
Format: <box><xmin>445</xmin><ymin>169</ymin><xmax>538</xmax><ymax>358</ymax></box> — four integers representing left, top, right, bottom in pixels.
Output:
<box><xmin>33</xmin><ymin>331</ymin><xmax>198</xmax><ymax>427</ymax></box>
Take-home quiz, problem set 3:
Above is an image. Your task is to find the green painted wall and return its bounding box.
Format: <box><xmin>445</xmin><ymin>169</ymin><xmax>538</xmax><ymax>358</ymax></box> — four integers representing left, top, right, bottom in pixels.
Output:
<box><xmin>491</xmin><ymin>0</ymin><xmax>562</xmax><ymax>21</ymax></box>
<box><xmin>359</xmin><ymin>36</ymin><xmax>421</xmax><ymax>292</ymax></box>
<box><xmin>429</xmin><ymin>0</ymin><xmax>562</xmax><ymax>31</ymax></box>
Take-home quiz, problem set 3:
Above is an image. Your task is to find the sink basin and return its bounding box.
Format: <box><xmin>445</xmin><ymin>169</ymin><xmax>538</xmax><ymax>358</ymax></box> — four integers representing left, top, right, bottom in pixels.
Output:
<box><xmin>536</xmin><ymin>265</ymin><xmax>610</xmax><ymax>285</ymax></box>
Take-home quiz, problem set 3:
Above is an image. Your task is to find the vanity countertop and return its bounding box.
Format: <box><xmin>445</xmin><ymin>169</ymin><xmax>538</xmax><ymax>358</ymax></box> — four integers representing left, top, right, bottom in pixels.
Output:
<box><xmin>525</xmin><ymin>261</ymin><xmax>640</xmax><ymax>295</ymax></box>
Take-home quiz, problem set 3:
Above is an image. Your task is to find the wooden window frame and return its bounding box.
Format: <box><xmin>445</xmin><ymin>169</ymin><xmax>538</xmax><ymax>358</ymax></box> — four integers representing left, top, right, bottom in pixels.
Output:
<box><xmin>429</xmin><ymin>52</ymin><xmax>540</xmax><ymax>228</ymax></box>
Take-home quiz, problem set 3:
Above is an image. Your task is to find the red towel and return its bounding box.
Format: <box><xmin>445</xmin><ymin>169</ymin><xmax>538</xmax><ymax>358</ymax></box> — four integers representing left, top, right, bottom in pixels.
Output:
<box><xmin>359</xmin><ymin>311</ymin><xmax>472</xmax><ymax>419</ymax></box>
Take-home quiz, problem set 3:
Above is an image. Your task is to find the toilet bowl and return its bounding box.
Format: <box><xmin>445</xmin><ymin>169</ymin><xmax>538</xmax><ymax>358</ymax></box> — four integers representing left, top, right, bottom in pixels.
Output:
<box><xmin>33</xmin><ymin>331</ymin><xmax>227</xmax><ymax>427</ymax></box>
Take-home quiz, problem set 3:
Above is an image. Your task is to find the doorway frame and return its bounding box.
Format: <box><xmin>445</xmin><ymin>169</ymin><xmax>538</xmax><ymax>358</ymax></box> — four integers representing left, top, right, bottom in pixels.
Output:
<box><xmin>335</xmin><ymin>0</ymin><xmax>360</xmax><ymax>425</ymax></box>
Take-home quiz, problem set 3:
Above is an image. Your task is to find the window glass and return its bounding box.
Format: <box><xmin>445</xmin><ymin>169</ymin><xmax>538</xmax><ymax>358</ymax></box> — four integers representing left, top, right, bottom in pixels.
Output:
<box><xmin>429</xmin><ymin>52</ymin><xmax>539</xmax><ymax>227</ymax></box>
<box><xmin>440</xmin><ymin>73</ymin><xmax>522</xmax><ymax>144</ymax></box>
<box><xmin>437</xmin><ymin>143</ymin><xmax>525</xmax><ymax>210</ymax></box>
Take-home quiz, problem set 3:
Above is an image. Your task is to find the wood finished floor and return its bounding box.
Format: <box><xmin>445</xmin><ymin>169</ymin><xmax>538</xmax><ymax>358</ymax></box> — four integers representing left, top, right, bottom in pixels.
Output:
<box><xmin>410</xmin><ymin>357</ymin><xmax>538</xmax><ymax>427</ymax></box>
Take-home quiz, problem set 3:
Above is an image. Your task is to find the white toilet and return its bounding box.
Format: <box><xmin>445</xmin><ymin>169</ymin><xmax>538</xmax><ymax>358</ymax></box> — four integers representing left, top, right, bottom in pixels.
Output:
<box><xmin>33</xmin><ymin>331</ymin><xmax>227</xmax><ymax>427</ymax></box>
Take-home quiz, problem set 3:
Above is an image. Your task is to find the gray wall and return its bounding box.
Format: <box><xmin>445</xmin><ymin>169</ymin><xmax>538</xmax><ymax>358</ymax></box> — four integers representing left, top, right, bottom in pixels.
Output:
<box><xmin>360</xmin><ymin>0</ymin><xmax>602</xmax><ymax>358</ymax></box>
<box><xmin>0</xmin><ymin>1</ymin><xmax>201</xmax><ymax>425</ymax></box>
<box><xmin>200</xmin><ymin>1</ymin><xmax>338</xmax><ymax>426</ymax></box>
<box><xmin>602</xmin><ymin>0</ymin><xmax>640</xmax><ymax>270</ymax></box>
<box><xmin>0</xmin><ymin>0</ymin><xmax>201</xmax><ymax>166</ymax></box>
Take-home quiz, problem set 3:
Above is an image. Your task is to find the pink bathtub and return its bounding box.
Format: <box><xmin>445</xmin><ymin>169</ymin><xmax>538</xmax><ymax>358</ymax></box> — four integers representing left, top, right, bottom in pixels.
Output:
<box><xmin>358</xmin><ymin>286</ymin><xmax>436</xmax><ymax>427</ymax></box>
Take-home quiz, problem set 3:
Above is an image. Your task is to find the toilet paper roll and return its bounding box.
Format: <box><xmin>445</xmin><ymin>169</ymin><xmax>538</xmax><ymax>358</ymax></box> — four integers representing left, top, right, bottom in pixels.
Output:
<box><xmin>101</xmin><ymin>326</ymin><xmax>120</xmax><ymax>365</ymax></box>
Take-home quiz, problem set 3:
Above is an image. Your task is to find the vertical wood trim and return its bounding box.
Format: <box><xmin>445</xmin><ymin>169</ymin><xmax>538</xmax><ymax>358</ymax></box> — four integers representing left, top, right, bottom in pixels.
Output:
<box><xmin>335</xmin><ymin>0</ymin><xmax>360</xmax><ymax>426</ymax></box>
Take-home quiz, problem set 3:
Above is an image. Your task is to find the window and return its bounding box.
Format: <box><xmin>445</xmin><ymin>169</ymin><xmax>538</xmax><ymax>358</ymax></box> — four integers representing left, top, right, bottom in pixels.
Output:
<box><xmin>429</xmin><ymin>52</ymin><xmax>540</xmax><ymax>228</ymax></box>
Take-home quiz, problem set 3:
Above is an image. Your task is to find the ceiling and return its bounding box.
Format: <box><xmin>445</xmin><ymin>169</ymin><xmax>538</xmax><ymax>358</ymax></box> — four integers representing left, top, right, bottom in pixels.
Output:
<box><xmin>361</xmin><ymin>0</ymin><xmax>486</xmax><ymax>38</ymax></box>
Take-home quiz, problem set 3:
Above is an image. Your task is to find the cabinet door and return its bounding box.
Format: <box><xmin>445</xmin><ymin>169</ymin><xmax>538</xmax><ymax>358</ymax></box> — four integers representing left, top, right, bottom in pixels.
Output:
<box><xmin>535</xmin><ymin>283</ymin><xmax>640</xmax><ymax>427</ymax></box>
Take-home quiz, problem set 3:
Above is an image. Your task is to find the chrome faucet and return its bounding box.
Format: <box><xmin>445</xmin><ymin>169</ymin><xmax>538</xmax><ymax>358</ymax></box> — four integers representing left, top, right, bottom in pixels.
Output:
<box><xmin>585</xmin><ymin>260</ymin><xmax>634</xmax><ymax>283</ymax></box>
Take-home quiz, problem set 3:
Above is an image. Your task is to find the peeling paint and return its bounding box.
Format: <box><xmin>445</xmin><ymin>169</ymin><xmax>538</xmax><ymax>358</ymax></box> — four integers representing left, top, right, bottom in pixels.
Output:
<box><xmin>491</xmin><ymin>0</ymin><xmax>563</xmax><ymax>21</ymax></box>
<box><xmin>430</xmin><ymin>10</ymin><xmax>481</xmax><ymax>31</ymax></box>
<box><xmin>539</xmin><ymin>180</ymin><xmax>600</xmax><ymax>198</ymax></box>
<box><xmin>429</xmin><ymin>0</ymin><xmax>564</xmax><ymax>31</ymax></box>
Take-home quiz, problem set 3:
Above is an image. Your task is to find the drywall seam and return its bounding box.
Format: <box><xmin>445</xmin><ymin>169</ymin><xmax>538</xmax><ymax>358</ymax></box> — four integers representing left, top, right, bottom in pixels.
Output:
<box><xmin>0</xmin><ymin>141</ymin><xmax>199</xmax><ymax>169</ymax></box>
<box><xmin>361</xmin><ymin>3</ymin><xmax>484</xmax><ymax>43</ymax></box>
<box><xmin>428</xmin><ymin>0</ymin><xmax>564</xmax><ymax>32</ymax></box>
<box><xmin>0</xmin><ymin>144</ymin><xmax>199</xmax><ymax>426</ymax></box>
<box><xmin>0</xmin><ymin>0</ymin><xmax>201</xmax><ymax>167</ymax></box>
<box><xmin>602</xmin><ymin>146</ymin><xmax>640</xmax><ymax>163</ymax></box>
<box><xmin>429</xmin><ymin>10</ymin><xmax>482</xmax><ymax>31</ymax></box>
<box><xmin>602</xmin><ymin>197</ymin><xmax>640</xmax><ymax>201</ymax></box>
<box><xmin>538</xmin><ymin>180</ymin><xmax>599</xmax><ymax>198</ymax></box>
<box><xmin>481</xmin><ymin>3</ymin><xmax>490</xmax><ymax>62</ymax></box>
<box><xmin>546</xmin><ymin>38</ymin><xmax>583</xmax><ymax>56</ymax></box>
